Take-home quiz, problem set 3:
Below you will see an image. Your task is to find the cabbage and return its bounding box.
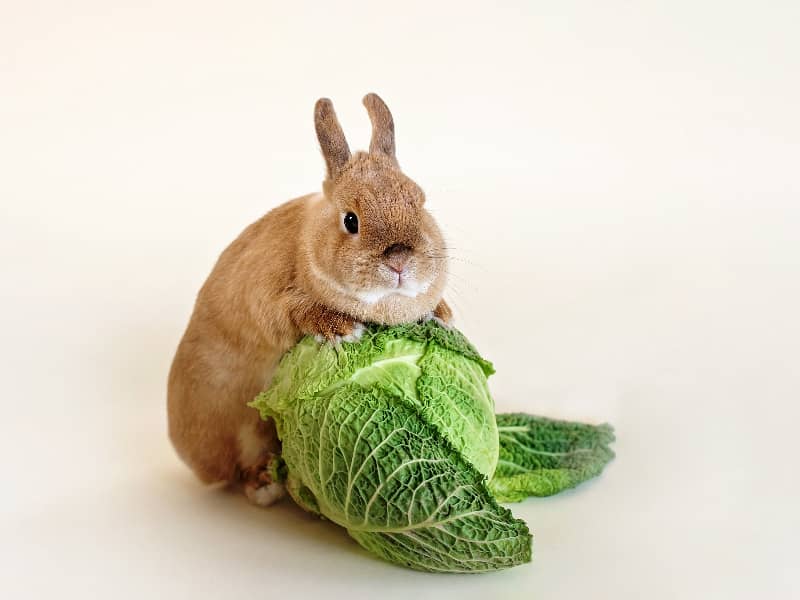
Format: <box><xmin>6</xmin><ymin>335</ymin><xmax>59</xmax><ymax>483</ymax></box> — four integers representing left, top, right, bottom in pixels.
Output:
<box><xmin>250</xmin><ymin>321</ymin><xmax>614</xmax><ymax>573</ymax></box>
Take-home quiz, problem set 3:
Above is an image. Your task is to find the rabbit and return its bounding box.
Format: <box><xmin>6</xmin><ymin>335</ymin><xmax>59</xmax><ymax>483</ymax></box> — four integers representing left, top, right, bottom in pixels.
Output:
<box><xmin>167</xmin><ymin>93</ymin><xmax>452</xmax><ymax>506</ymax></box>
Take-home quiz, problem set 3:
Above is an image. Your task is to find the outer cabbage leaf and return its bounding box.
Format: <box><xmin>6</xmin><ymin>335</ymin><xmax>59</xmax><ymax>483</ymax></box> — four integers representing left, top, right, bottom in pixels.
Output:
<box><xmin>255</xmin><ymin>321</ymin><xmax>499</xmax><ymax>478</ymax></box>
<box><xmin>489</xmin><ymin>414</ymin><xmax>615</xmax><ymax>502</ymax></box>
<box><xmin>254</xmin><ymin>383</ymin><xmax>531</xmax><ymax>573</ymax></box>
<box><xmin>415</xmin><ymin>343</ymin><xmax>498</xmax><ymax>478</ymax></box>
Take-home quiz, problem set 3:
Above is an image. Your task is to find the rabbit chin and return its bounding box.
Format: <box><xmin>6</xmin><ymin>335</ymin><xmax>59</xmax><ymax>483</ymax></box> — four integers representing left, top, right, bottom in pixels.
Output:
<box><xmin>355</xmin><ymin>277</ymin><xmax>431</xmax><ymax>305</ymax></box>
<box><xmin>355</xmin><ymin>289</ymin><xmax>439</xmax><ymax>326</ymax></box>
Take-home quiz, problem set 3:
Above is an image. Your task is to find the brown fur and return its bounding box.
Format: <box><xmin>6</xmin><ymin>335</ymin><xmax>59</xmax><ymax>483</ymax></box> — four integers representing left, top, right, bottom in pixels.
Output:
<box><xmin>167</xmin><ymin>94</ymin><xmax>451</xmax><ymax>501</ymax></box>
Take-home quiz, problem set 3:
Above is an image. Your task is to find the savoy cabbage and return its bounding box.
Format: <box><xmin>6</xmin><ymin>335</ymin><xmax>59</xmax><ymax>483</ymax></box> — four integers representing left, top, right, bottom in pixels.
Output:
<box><xmin>250</xmin><ymin>321</ymin><xmax>614</xmax><ymax>573</ymax></box>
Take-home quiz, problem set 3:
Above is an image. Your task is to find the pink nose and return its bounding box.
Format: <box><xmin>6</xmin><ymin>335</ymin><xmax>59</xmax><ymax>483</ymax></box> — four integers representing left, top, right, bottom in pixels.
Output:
<box><xmin>384</xmin><ymin>243</ymin><xmax>411</xmax><ymax>274</ymax></box>
<box><xmin>386</xmin><ymin>257</ymin><xmax>407</xmax><ymax>274</ymax></box>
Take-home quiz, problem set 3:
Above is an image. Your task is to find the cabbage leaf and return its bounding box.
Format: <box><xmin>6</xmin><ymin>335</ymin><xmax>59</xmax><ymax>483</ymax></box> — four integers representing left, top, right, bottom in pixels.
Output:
<box><xmin>489</xmin><ymin>414</ymin><xmax>615</xmax><ymax>502</ymax></box>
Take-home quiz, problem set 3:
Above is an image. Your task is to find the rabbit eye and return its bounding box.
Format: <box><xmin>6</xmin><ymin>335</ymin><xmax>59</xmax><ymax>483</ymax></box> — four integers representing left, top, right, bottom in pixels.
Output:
<box><xmin>343</xmin><ymin>212</ymin><xmax>359</xmax><ymax>234</ymax></box>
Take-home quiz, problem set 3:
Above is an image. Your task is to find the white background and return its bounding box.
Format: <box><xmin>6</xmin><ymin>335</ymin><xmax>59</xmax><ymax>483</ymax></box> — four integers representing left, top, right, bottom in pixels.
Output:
<box><xmin>2</xmin><ymin>1</ymin><xmax>798</xmax><ymax>598</ymax></box>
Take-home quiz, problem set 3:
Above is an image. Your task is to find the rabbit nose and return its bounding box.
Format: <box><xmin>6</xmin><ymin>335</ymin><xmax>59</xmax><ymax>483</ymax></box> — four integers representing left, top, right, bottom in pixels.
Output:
<box><xmin>383</xmin><ymin>243</ymin><xmax>412</xmax><ymax>273</ymax></box>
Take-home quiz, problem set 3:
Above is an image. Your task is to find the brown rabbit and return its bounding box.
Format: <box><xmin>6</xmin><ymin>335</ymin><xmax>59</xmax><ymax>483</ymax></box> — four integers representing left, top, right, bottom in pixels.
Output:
<box><xmin>167</xmin><ymin>93</ymin><xmax>452</xmax><ymax>506</ymax></box>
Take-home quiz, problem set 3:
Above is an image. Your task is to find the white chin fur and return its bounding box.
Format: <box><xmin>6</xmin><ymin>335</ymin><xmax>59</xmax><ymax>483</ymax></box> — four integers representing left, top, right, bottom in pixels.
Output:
<box><xmin>356</xmin><ymin>278</ymin><xmax>432</xmax><ymax>305</ymax></box>
<box><xmin>308</xmin><ymin>255</ymin><xmax>433</xmax><ymax>307</ymax></box>
<box><xmin>356</xmin><ymin>289</ymin><xmax>393</xmax><ymax>304</ymax></box>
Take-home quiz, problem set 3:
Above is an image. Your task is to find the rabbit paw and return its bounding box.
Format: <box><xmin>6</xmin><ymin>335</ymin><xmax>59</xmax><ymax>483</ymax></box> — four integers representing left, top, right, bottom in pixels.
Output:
<box><xmin>297</xmin><ymin>304</ymin><xmax>363</xmax><ymax>343</ymax></box>
<box><xmin>422</xmin><ymin>299</ymin><xmax>454</xmax><ymax>328</ymax></box>
<box><xmin>242</xmin><ymin>457</ymin><xmax>286</xmax><ymax>507</ymax></box>
<box><xmin>245</xmin><ymin>481</ymin><xmax>286</xmax><ymax>507</ymax></box>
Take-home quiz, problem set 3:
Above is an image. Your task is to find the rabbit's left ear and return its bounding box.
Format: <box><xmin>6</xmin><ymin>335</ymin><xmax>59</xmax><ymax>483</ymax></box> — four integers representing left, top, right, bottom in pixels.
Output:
<box><xmin>363</xmin><ymin>93</ymin><xmax>397</xmax><ymax>164</ymax></box>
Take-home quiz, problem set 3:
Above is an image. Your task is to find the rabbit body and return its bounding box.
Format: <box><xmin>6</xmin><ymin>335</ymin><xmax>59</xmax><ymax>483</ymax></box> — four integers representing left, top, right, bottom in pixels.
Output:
<box><xmin>167</xmin><ymin>94</ymin><xmax>452</xmax><ymax>504</ymax></box>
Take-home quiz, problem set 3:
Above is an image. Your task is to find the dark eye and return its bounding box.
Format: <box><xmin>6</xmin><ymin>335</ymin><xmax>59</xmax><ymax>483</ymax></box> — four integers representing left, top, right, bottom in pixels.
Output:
<box><xmin>343</xmin><ymin>212</ymin><xmax>359</xmax><ymax>234</ymax></box>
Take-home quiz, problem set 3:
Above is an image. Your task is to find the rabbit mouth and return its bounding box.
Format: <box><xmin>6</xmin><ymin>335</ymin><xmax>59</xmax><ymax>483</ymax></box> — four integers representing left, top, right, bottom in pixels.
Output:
<box><xmin>355</xmin><ymin>275</ymin><xmax>431</xmax><ymax>305</ymax></box>
<box><xmin>307</xmin><ymin>253</ymin><xmax>432</xmax><ymax>306</ymax></box>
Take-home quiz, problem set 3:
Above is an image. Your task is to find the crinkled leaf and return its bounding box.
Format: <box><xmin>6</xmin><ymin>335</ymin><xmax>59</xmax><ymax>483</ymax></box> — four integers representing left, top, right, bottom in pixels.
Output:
<box><xmin>253</xmin><ymin>322</ymin><xmax>499</xmax><ymax>478</ymax></box>
<box><xmin>254</xmin><ymin>384</ymin><xmax>531</xmax><ymax>573</ymax></box>
<box><xmin>416</xmin><ymin>344</ymin><xmax>498</xmax><ymax>478</ymax></box>
<box><xmin>489</xmin><ymin>414</ymin><xmax>615</xmax><ymax>502</ymax></box>
<box><xmin>258</xmin><ymin>321</ymin><xmax>493</xmax><ymax>417</ymax></box>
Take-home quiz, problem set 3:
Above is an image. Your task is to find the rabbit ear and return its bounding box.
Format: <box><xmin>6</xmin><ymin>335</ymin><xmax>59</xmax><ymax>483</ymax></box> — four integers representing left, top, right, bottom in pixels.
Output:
<box><xmin>363</xmin><ymin>93</ymin><xmax>397</xmax><ymax>162</ymax></box>
<box><xmin>315</xmin><ymin>98</ymin><xmax>351</xmax><ymax>180</ymax></box>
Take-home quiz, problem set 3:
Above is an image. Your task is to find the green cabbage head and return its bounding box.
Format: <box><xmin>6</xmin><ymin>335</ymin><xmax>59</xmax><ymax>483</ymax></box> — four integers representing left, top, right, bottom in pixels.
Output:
<box><xmin>251</xmin><ymin>321</ymin><xmax>615</xmax><ymax>573</ymax></box>
<box><xmin>251</xmin><ymin>321</ymin><xmax>530</xmax><ymax>572</ymax></box>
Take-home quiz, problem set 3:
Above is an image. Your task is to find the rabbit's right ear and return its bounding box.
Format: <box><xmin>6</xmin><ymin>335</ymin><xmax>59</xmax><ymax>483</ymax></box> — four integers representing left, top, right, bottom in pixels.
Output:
<box><xmin>362</xmin><ymin>93</ymin><xmax>396</xmax><ymax>163</ymax></box>
<box><xmin>314</xmin><ymin>98</ymin><xmax>351</xmax><ymax>180</ymax></box>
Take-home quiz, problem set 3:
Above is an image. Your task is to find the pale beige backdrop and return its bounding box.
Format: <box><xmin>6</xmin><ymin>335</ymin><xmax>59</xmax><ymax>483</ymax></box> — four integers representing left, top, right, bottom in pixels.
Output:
<box><xmin>1</xmin><ymin>1</ymin><xmax>798</xmax><ymax>599</ymax></box>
